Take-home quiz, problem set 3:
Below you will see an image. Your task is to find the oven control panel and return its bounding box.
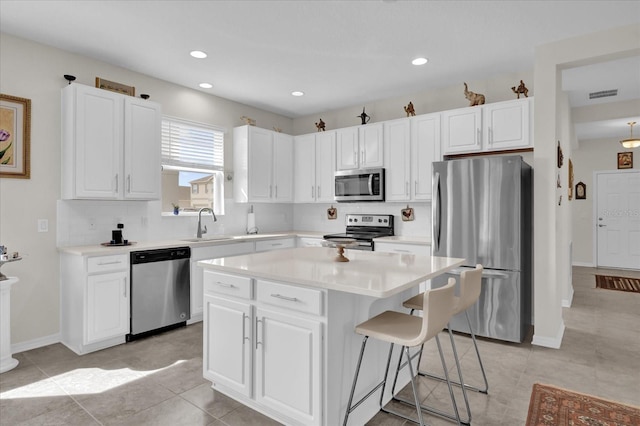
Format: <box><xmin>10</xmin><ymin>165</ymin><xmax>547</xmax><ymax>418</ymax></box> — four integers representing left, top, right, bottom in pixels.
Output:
<box><xmin>345</xmin><ymin>214</ymin><xmax>393</xmax><ymax>228</ymax></box>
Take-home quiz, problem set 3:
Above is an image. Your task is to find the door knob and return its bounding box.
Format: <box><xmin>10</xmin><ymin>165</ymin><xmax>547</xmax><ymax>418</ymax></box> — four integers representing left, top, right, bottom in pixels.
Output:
<box><xmin>598</xmin><ymin>224</ymin><xmax>606</xmax><ymax>227</ymax></box>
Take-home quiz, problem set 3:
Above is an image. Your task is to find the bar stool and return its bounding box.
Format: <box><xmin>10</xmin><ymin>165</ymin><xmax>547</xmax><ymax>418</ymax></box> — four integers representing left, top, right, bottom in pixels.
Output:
<box><xmin>394</xmin><ymin>265</ymin><xmax>488</xmax><ymax>424</ymax></box>
<box><xmin>343</xmin><ymin>278</ymin><xmax>460</xmax><ymax>426</ymax></box>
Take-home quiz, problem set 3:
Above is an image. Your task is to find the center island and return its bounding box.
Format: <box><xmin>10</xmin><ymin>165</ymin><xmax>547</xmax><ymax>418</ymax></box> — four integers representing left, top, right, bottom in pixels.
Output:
<box><xmin>198</xmin><ymin>247</ymin><xmax>465</xmax><ymax>426</ymax></box>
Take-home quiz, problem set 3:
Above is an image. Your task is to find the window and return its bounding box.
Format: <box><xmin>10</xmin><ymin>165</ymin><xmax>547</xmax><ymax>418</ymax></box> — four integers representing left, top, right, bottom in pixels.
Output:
<box><xmin>161</xmin><ymin>117</ymin><xmax>225</xmax><ymax>214</ymax></box>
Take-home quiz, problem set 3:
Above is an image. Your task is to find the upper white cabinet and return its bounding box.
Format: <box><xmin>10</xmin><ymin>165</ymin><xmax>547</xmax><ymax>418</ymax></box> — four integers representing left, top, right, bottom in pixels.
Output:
<box><xmin>336</xmin><ymin>123</ymin><xmax>383</xmax><ymax>170</ymax></box>
<box><xmin>61</xmin><ymin>83</ymin><xmax>161</xmax><ymax>200</ymax></box>
<box><xmin>384</xmin><ymin>113</ymin><xmax>440</xmax><ymax>201</ymax></box>
<box><xmin>294</xmin><ymin>131</ymin><xmax>336</xmax><ymax>203</ymax></box>
<box><xmin>442</xmin><ymin>98</ymin><xmax>532</xmax><ymax>155</ymax></box>
<box><xmin>234</xmin><ymin>126</ymin><xmax>293</xmax><ymax>203</ymax></box>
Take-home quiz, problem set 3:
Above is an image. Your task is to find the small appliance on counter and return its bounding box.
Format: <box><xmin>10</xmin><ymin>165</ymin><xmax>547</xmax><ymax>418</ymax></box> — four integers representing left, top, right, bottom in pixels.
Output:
<box><xmin>101</xmin><ymin>223</ymin><xmax>135</xmax><ymax>246</ymax></box>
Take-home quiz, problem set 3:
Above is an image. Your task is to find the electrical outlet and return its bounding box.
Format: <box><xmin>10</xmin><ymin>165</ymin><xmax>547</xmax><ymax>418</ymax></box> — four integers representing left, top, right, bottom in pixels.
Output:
<box><xmin>37</xmin><ymin>219</ymin><xmax>48</xmax><ymax>232</ymax></box>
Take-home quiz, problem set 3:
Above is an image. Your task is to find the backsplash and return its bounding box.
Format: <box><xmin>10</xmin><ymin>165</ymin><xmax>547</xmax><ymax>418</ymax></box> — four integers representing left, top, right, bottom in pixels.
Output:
<box><xmin>57</xmin><ymin>199</ymin><xmax>430</xmax><ymax>247</ymax></box>
<box><xmin>57</xmin><ymin>200</ymin><xmax>294</xmax><ymax>247</ymax></box>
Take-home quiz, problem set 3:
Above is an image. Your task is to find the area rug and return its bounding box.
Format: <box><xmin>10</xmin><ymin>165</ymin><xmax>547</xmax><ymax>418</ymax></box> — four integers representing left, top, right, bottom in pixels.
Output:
<box><xmin>595</xmin><ymin>275</ymin><xmax>640</xmax><ymax>293</ymax></box>
<box><xmin>526</xmin><ymin>383</ymin><xmax>640</xmax><ymax>426</ymax></box>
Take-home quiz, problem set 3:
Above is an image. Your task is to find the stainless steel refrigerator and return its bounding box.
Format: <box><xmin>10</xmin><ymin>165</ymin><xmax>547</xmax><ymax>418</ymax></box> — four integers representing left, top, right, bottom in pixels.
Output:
<box><xmin>431</xmin><ymin>156</ymin><xmax>532</xmax><ymax>343</ymax></box>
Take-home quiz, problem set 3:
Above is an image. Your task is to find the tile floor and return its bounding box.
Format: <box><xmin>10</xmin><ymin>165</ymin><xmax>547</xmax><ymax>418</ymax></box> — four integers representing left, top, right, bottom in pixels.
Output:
<box><xmin>1</xmin><ymin>266</ymin><xmax>639</xmax><ymax>425</ymax></box>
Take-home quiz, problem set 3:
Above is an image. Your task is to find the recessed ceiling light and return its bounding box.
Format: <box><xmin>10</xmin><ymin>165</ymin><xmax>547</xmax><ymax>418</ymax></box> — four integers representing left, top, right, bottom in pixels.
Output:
<box><xmin>412</xmin><ymin>57</ymin><xmax>428</xmax><ymax>66</ymax></box>
<box><xmin>291</xmin><ymin>91</ymin><xmax>304</xmax><ymax>97</ymax></box>
<box><xmin>199</xmin><ymin>83</ymin><xmax>213</xmax><ymax>89</ymax></box>
<box><xmin>190</xmin><ymin>50</ymin><xmax>207</xmax><ymax>59</ymax></box>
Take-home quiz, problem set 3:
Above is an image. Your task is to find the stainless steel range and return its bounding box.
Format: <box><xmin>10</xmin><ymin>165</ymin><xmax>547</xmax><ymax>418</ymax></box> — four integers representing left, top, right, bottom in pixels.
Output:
<box><xmin>324</xmin><ymin>214</ymin><xmax>394</xmax><ymax>251</ymax></box>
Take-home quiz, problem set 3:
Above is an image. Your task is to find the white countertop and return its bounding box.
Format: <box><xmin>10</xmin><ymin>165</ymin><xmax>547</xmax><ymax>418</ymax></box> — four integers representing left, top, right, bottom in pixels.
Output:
<box><xmin>58</xmin><ymin>231</ymin><xmax>325</xmax><ymax>256</ymax></box>
<box><xmin>198</xmin><ymin>247</ymin><xmax>464</xmax><ymax>298</ymax></box>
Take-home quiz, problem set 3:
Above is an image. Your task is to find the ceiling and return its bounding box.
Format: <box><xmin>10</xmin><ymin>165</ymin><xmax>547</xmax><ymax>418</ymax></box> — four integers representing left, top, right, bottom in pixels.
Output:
<box><xmin>1</xmin><ymin>1</ymin><xmax>639</xmax><ymax>140</ymax></box>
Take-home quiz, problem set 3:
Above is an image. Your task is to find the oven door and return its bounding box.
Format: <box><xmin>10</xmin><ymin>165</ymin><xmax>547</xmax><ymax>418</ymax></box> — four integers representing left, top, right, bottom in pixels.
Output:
<box><xmin>334</xmin><ymin>169</ymin><xmax>384</xmax><ymax>202</ymax></box>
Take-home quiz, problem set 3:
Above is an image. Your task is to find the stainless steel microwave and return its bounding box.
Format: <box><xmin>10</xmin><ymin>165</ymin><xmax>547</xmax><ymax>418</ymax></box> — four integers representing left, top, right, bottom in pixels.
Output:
<box><xmin>334</xmin><ymin>168</ymin><xmax>385</xmax><ymax>202</ymax></box>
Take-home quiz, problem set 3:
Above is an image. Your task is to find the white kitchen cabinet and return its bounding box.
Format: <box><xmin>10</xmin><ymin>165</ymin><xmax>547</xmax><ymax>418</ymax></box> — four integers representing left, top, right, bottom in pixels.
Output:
<box><xmin>234</xmin><ymin>126</ymin><xmax>293</xmax><ymax>203</ymax></box>
<box><xmin>384</xmin><ymin>114</ymin><xmax>440</xmax><ymax>202</ymax></box>
<box><xmin>294</xmin><ymin>131</ymin><xmax>336</xmax><ymax>203</ymax></box>
<box><xmin>60</xmin><ymin>253</ymin><xmax>130</xmax><ymax>354</ymax></box>
<box><xmin>203</xmin><ymin>270</ymin><xmax>324</xmax><ymax>426</ymax></box>
<box><xmin>336</xmin><ymin>123</ymin><xmax>383</xmax><ymax>170</ymax></box>
<box><xmin>86</xmin><ymin>270</ymin><xmax>129</xmax><ymax>344</ymax></box>
<box><xmin>442</xmin><ymin>98</ymin><xmax>532</xmax><ymax>155</ymax></box>
<box><xmin>374</xmin><ymin>241</ymin><xmax>430</xmax><ymax>256</ymax></box>
<box><xmin>255</xmin><ymin>307</ymin><xmax>322</xmax><ymax>426</ymax></box>
<box><xmin>441</xmin><ymin>106</ymin><xmax>483</xmax><ymax>155</ymax></box>
<box><xmin>297</xmin><ymin>237</ymin><xmax>324</xmax><ymax>247</ymax></box>
<box><xmin>189</xmin><ymin>242</ymin><xmax>255</xmax><ymax>323</ymax></box>
<box><xmin>61</xmin><ymin>83</ymin><xmax>161</xmax><ymax>200</ymax></box>
<box><xmin>255</xmin><ymin>237</ymin><xmax>295</xmax><ymax>252</ymax></box>
<box><xmin>204</xmin><ymin>295</ymin><xmax>252</xmax><ymax>397</ymax></box>
<box><xmin>482</xmin><ymin>98</ymin><xmax>531</xmax><ymax>151</ymax></box>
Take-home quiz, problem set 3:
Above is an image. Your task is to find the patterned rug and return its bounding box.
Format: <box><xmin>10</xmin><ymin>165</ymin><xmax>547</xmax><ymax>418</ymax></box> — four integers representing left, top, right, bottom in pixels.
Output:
<box><xmin>526</xmin><ymin>383</ymin><xmax>640</xmax><ymax>426</ymax></box>
<box><xmin>595</xmin><ymin>275</ymin><xmax>640</xmax><ymax>293</ymax></box>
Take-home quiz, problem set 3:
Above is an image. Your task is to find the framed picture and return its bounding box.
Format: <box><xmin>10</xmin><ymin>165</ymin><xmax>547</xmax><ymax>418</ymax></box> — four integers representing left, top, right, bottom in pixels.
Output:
<box><xmin>0</xmin><ymin>94</ymin><xmax>31</xmax><ymax>179</ymax></box>
<box><xmin>617</xmin><ymin>152</ymin><xmax>633</xmax><ymax>169</ymax></box>
<box><xmin>575</xmin><ymin>182</ymin><xmax>586</xmax><ymax>200</ymax></box>
<box><xmin>95</xmin><ymin>77</ymin><xmax>135</xmax><ymax>96</ymax></box>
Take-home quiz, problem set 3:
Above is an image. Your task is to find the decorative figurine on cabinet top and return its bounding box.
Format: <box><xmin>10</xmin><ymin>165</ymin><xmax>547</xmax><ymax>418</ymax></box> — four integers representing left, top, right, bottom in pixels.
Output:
<box><xmin>511</xmin><ymin>80</ymin><xmax>529</xmax><ymax>98</ymax></box>
<box><xmin>464</xmin><ymin>82</ymin><xmax>485</xmax><ymax>106</ymax></box>
<box><xmin>404</xmin><ymin>101</ymin><xmax>416</xmax><ymax>117</ymax></box>
<box><xmin>358</xmin><ymin>107</ymin><xmax>371</xmax><ymax>125</ymax></box>
<box><xmin>315</xmin><ymin>118</ymin><xmax>326</xmax><ymax>132</ymax></box>
<box><xmin>240</xmin><ymin>116</ymin><xmax>256</xmax><ymax>126</ymax></box>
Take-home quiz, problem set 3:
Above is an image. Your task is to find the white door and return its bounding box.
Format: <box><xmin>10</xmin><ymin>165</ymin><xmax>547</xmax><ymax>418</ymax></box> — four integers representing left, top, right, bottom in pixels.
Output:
<box><xmin>273</xmin><ymin>133</ymin><xmax>293</xmax><ymax>202</ymax></box>
<box><xmin>294</xmin><ymin>134</ymin><xmax>316</xmax><ymax>203</ymax></box>
<box><xmin>86</xmin><ymin>271</ymin><xmax>128</xmax><ymax>344</ymax></box>
<box><xmin>248</xmin><ymin>127</ymin><xmax>274</xmax><ymax>202</ymax></box>
<box><xmin>203</xmin><ymin>296</ymin><xmax>252</xmax><ymax>397</ymax></box>
<box><xmin>255</xmin><ymin>308</ymin><xmax>322</xmax><ymax>426</ymax></box>
<box><xmin>596</xmin><ymin>171</ymin><xmax>640</xmax><ymax>269</ymax></box>
<box><xmin>359</xmin><ymin>123</ymin><xmax>384</xmax><ymax>168</ymax></box>
<box><xmin>315</xmin><ymin>131</ymin><xmax>336</xmax><ymax>202</ymax></box>
<box><xmin>483</xmin><ymin>99</ymin><xmax>530</xmax><ymax>151</ymax></box>
<box><xmin>123</xmin><ymin>97</ymin><xmax>161</xmax><ymax>199</ymax></box>
<box><xmin>336</xmin><ymin>127</ymin><xmax>359</xmax><ymax>170</ymax></box>
<box><xmin>442</xmin><ymin>107</ymin><xmax>482</xmax><ymax>155</ymax></box>
<box><xmin>411</xmin><ymin>113</ymin><xmax>440</xmax><ymax>200</ymax></box>
<box><xmin>384</xmin><ymin>119</ymin><xmax>411</xmax><ymax>201</ymax></box>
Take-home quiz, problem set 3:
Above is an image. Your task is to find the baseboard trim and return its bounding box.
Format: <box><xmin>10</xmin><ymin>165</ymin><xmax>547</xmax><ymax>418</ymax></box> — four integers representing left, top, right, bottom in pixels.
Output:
<box><xmin>532</xmin><ymin>321</ymin><xmax>565</xmax><ymax>349</ymax></box>
<box><xmin>572</xmin><ymin>261</ymin><xmax>594</xmax><ymax>267</ymax></box>
<box><xmin>12</xmin><ymin>333</ymin><xmax>60</xmax><ymax>354</ymax></box>
<box><xmin>562</xmin><ymin>286</ymin><xmax>574</xmax><ymax>308</ymax></box>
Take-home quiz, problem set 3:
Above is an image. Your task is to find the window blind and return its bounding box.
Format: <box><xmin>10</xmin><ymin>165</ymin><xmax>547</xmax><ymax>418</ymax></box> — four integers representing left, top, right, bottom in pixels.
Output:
<box><xmin>161</xmin><ymin>117</ymin><xmax>224</xmax><ymax>172</ymax></box>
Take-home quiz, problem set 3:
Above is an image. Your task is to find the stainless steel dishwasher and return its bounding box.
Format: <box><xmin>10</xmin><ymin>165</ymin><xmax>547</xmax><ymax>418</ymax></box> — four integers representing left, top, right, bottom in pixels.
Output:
<box><xmin>128</xmin><ymin>247</ymin><xmax>191</xmax><ymax>341</ymax></box>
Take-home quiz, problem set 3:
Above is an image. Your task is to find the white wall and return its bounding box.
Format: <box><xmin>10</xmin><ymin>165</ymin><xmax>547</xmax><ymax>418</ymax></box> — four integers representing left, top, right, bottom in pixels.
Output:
<box><xmin>0</xmin><ymin>33</ymin><xmax>294</xmax><ymax>346</ymax></box>
<box><xmin>532</xmin><ymin>23</ymin><xmax>640</xmax><ymax>348</ymax></box>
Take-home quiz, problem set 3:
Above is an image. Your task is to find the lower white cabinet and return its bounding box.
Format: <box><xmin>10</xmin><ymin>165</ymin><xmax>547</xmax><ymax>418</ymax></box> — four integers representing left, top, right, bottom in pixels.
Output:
<box><xmin>86</xmin><ymin>271</ymin><xmax>129</xmax><ymax>343</ymax></box>
<box><xmin>255</xmin><ymin>237</ymin><xmax>295</xmax><ymax>252</ymax></box>
<box><xmin>297</xmin><ymin>237</ymin><xmax>324</xmax><ymax>247</ymax></box>
<box><xmin>374</xmin><ymin>241</ymin><xmax>430</xmax><ymax>256</ymax></box>
<box><xmin>60</xmin><ymin>253</ymin><xmax>130</xmax><ymax>354</ymax></box>
<box><xmin>203</xmin><ymin>270</ymin><xmax>323</xmax><ymax>426</ymax></box>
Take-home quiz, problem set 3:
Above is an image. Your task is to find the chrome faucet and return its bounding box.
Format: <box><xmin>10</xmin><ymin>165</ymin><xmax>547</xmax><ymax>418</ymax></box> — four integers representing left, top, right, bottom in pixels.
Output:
<box><xmin>197</xmin><ymin>207</ymin><xmax>217</xmax><ymax>238</ymax></box>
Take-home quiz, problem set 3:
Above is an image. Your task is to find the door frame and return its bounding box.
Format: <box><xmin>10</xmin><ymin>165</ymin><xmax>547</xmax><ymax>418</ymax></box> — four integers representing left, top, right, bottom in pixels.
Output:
<box><xmin>592</xmin><ymin>169</ymin><xmax>640</xmax><ymax>269</ymax></box>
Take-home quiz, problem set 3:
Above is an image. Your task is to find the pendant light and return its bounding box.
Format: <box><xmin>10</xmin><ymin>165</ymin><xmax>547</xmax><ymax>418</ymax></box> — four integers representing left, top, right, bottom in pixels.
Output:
<box><xmin>620</xmin><ymin>121</ymin><xmax>640</xmax><ymax>149</ymax></box>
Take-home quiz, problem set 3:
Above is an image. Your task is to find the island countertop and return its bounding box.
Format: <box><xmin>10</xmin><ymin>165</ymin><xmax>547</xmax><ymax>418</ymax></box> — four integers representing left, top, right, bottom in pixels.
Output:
<box><xmin>198</xmin><ymin>247</ymin><xmax>464</xmax><ymax>298</ymax></box>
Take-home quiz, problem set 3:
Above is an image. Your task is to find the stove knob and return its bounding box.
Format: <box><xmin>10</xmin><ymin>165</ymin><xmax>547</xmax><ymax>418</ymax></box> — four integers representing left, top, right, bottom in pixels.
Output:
<box><xmin>384</xmin><ymin>219</ymin><xmax>388</xmax><ymax>223</ymax></box>
<box><xmin>353</xmin><ymin>218</ymin><xmax>358</xmax><ymax>222</ymax></box>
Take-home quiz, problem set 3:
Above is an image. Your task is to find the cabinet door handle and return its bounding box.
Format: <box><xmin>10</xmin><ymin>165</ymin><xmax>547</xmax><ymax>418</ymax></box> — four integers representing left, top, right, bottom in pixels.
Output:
<box><xmin>275</xmin><ymin>185</ymin><xmax>278</xmax><ymax>198</ymax></box>
<box><xmin>317</xmin><ymin>186</ymin><xmax>321</xmax><ymax>198</ymax></box>
<box><xmin>394</xmin><ymin>249</ymin><xmax>411</xmax><ymax>253</ymax></box>
<box><xmin>123</xmin><ymin>278</ymin><xmax>127</xmax><ymax>298</ymax></box>
<box><xmin>256</xmin><ymin>318</ymin><xmax>263</xmax><ymax>349</ymax></box>
<box><xmin>415</xmin><ymin>181</ymin><xmax>418</xmax><ymax>195</ymax></box>
<box><xmin>311</xmin><ymin>186</ymin><xmax>315</xmax><ymax>198</ymax></box>
<box><xmin>477</xmin><ymin>129</ymin><xmax>481</xmax><ymax>145</ymax></box>
<box><xmin>598</xmin><ymin>224</ymin><xmax>606</xmax><ymax>227</ymax></box>
<box><xmin>242</xmin><ymin>314</ymin><xmax>249</xmax><ymax>344</ymax></box>
<box><xmin>127</xmin><ymin>175</ymin><xmax>131</xmax><ymax>193</ymax></box>
<box><xmin>488</xmin><ymin>127</ymin><xmax>493</xmax><ymax>144</ymax></box>
<box><xmin>215</xmin><ymin>281</ymin><xmax>235</xmax><ymax>288</ymax></box>
<box><xmin>270</xmin><ymin>293</ymin><xmax>298</xmax><ymax>302</ymax></box>
<box><xmin>97</xmin><ymin>260</ymin><xmax>122</xmax><ymax>266</ymax></box>
<box><xmin>270</xmin><ymin>243</ymin><xmax>283</xmax><ymax>247</ymax></box>
<box><xmin>361</xmin><ymin>150</ymin><xmax>364</xmax><ymax>165</ymax></box>
<box><xmin>115</xmin><ymin>174</ymin><xmax>119</xmax><ymax>192</ymax></box>
<box><xmin>269</xmin><ymin>185</ymin><xmax>272</xmax><ymax>198</ymax></box>
<box><xmin>406</xmin><ymin>181</ymin><xmax>409</xmax><ymax>196</ymax></box>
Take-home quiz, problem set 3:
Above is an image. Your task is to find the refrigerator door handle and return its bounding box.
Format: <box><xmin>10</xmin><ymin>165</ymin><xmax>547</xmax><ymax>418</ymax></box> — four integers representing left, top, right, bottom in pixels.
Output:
<box><xmin>433</xmin><ymin>172</ymin><xmax>441</xmax><ymax>252</ymax></box>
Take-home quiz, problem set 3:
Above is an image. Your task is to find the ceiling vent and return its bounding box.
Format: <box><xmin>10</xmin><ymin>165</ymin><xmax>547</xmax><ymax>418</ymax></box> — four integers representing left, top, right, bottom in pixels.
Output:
<box><xmin>588</xmin><ymin>89</ymin><xmax>618</xmax><ymax>99</ymax></box>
